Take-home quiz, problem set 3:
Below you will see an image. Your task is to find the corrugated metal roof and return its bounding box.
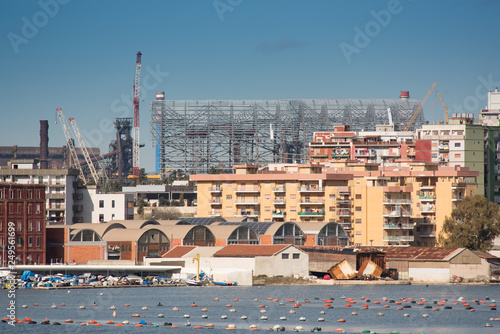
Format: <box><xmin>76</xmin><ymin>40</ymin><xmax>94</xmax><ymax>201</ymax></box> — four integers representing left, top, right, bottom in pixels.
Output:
<box><xmin>213</xmin><ymin>244</ymin><xmax>291</xmax><ymax>257</ymax></box>
<box><xmin>369</xmin><ymin>246</ymin><xmax>463</xmax><ymax>261</ymax></box>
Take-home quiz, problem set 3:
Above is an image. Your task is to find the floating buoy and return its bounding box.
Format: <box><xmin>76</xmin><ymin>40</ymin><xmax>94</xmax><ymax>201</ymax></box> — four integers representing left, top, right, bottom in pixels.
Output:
<box><xmin>422</xmin><ymin>314</ymin><xmax>429</xmax><ymax>318</ymax></box>
<box><xmin>351</xmin><ymin>312</ymin><xmax>358</xmax><ymax>316</ymax></box>
<box><xmin>214</xmin><ymin>298</ymin><xmax>220</xmax><ymax>301</ymax></box>
<box><xmin>88</xmin><ymin>320</ymin><xmax>97</xmax><ymax>324</ymax></box>
<box><xmin>61</xmin><ymin>303</ymin><xmax>66</xmax><ymax>306</ymax></box>
<box><xmin>194</xmin><ymin>325</ymin><xmax>203</xmax><ymax>329</ymax></box>
<box><xmin>106</xmin><ymin>320</ymin><xmax>114</xmax><ymax>324</ymax></box>
<box><xmin>318</xmin><ymin>317</ymin><xmax>325</xmax><ymax>322</ymax></box>
<box><xmin>280</xmin><ymin>316</ymin><xmax>287</xmax><ymax>321</ymax></box>
<box><xmin>404</xmin><ymin>313</ymin><xmax>410</xmax><ymax>317</ymax></box>
<box><xmin>141</xmin><ymin>306</ymin><xmax>148</xmax><ymax>310</ymax></box>
<box><xmin>124</xmin><ymin>304</ymin><xmax>130</xmax><ymax>307</ymax></box>
<box><xmin>377</xmin><ymin>312</ymin><xmax>384</xmax><ymax>316</ymax></box>
<box><xmin>64</xmin><ymin>319</ymin><xmax>73</xmax><ymax>323</ymax></box>
<box><xmin>226</xmin><ymin>304</ymin><xmax>233</xmax><ymax>308</ymax></box>
<box><xmin>260</xmin><ymin>309</ymin><xmax>267</xmax><ymax>313</ymax></box>
<box><xmin>22</xmin><ymin>305</ymin><xmax>28</xmax><ymax>308</ymax></box>
<box><xmin>221</xmin><ymin>315</ymin><xmax>228</xmax><ymax>319</ymax></box>
<box><xmin>338</xmin><ymin>318</ymin><xmax>346</xmax><ymax>323</ymax></box>
<box><xmin>345</xmin><ymin>304</ymin><xmax>351</xmax><ymax>307</ymax></box>
<box><xmin>226</xmin><ymin>324</ymin><xmax>236</xmax><ymax>330</ymax></box>
<box><xmin>172</xmin><ymin>307</ymin><xmax>179</xmax><ymax>311</ymax></box>
<box><xmin>183</xmin><ymin>314</ymin><xmax>190</xmax><ymax>318</ymax></box>
<box><xmin>241</xmin><ymin>315</ymin><xmax>248</xmax><ymax>320</ymax></box>
<box><xmin>191</xmin><ymin>303</ymin><xmax>198</xmax><ymax>307</ymax></box>
<box><xmin>234</xmin><ymin>298</ymin><xmax>239</xmax><ymax>301</ymax></box>
<box><xmin>229</xmin><ymin>308</ymin><xmax>236</xmax><ymax>313</ymax></box>
<box><xmin>115</xmin><ymin>323</ymin><xmax>123</xmax><ymax>327</ymax></box>
<box><xmin>260</xmin><ymin>315</ymin><xmax>268</xmax><ymax>320</ymax></box>
<box><xmin>299</xmin><ymin>316</ymin><xmax>306</xmax><ymax>321</ymax></box>
<box><xmin>206</xmin><ymin>323</ymin><xmax>215</xmax><ymax>328</ymax></box>
<box><xmin>135</xmin><ymin>324</ymin><xmax>143</xmax><ymax>327</ymax></box>
<box><xmin>202</xmin><ymin>307</ymin><xmax>208</xmax><ymax>312</ymax></box>
<box><xmin>51</xmin><ymin>304</ymin><xmax>58</xmax><ymax>309</ymax></box>
<box><xmin>171</xmin><ymin>325</ymin><xmax>179</xmax><ymax>328</ymax></box>
<box><xmin>289</xmin><ymin>310</ymin><xmax>296</xmax><ymax>314</ymax></box>
<box><xmin>33</xmin><ymin>303</ymin><xmax>39</xmax><ymax>306</ymax></box>
<box><xmin>80</xmin><ymin>323</ymin><xmax>87</xmax><ymax>326</ymax></box>
<box><xmin>202</xmin><ymin>314</ymin><xmax>208</xmax><ymax>319</ymax></box>
<box><xmin>131</xmin><ymin>314</ymin><xmax>140</xmax><ymax>317</ymax></box>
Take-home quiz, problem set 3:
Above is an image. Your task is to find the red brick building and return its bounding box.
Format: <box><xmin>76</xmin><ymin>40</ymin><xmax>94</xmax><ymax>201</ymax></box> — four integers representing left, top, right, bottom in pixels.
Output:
<box><xmin>0</xmin><ymin>183</ymin><xmax>46</xmax><ymax>265</ymax></box>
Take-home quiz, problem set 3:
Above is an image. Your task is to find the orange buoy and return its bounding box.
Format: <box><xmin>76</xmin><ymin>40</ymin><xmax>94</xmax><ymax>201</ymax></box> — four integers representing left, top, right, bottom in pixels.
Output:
<box><xmin>490</xmin><ymin>304</ymin><xmax>497</xmax><ymax>308</ymax></box>
<box><xmin>94</xmin><ymin>323</ymin><xmax>103</xmax><ymax>326</ymax></box>
<box><xmin>214</xmin><ymin>298</ymin><xmax>220</xmax><ymax>301</ymax></box>
<box><xmin>470</xmin><ymin>308</ymin><xmax>475</xmax><ymax>312</ymax></box>
<box><xmin>338</xmin><ymin>319</ymin><xmax>346</xmax><ymax>323</ymax></box>
<box><xmin>135</xmin><ymin>324</ymin><xmax>143</xmax><ymax>327</ymax></box>
<box><xmin>171</xmin><ymin>325</ymin><xmax>179</xmax><ymax>328</ymax></box>
<box><xmin>418</xmin><ymin>302</ymin><xmax>424</xmax><ymax>305</ymax></box>
<box><xmin>334</xmin><ymin>328</ymin><xmax>345</xmax><ymax>332</ymax></box>
<box><xmin>106</xmin><ymin>320</ymin><xmax>114</xmax><ymax>324</ymax></box>
<box><xmin>374</xmin><ymin>301</ymin><xmax>380</xmax><ymax>304</ymax></box>
<box><xmin>125</xmin><ymin>304</ymin><xmax>130</xmax><ymax>307</ymax></box>
<box><xmin>402</xmin><ymin>299</ymin><xmax>407</xmax><ymax>302</ymax></box>
<box><xmin>33</xmin><ymin>303</ymin><xmax>38</xmax><ymax>306</ymax></box>
<box><xmin>273</xmin><ymin>299</ymin><xmax>279</xmax><ymax>302</ymax></box>
<box><xmin>304</xmin><ymin>299</ymin><xmax>310</xmax><ymax>303</ymax></box>
<box><xmin>362</xmin><ymin>305</ymin><xmax>369</xmax><ymax>309</ymax></box>
<box><xmin>345</xmin><ymin>304</ymin><xmax>351</xmax><ymax>307</ymax></box>
<box><xmin>397</xmin><ymin>307</ymin><xmax>403</xmax><ymax>310</ymax></box>
<box><xmin>191</xmin><ymin>303</ymin><xmax>198</xmax><ymax>307</ymax></box>
<box><xmin>115</xmin><ymin>324</ymin><xmax>123</xmax><ymax>327</ymax></box>
<box><xmin>234</xmin><ymin>298</ymin><xmax>239</xmax><ymax>301</ymax></box>
<box><xmin>396</xmin><ymin>302</ymin><xmax>401</xmax><ymax>305</ymax></box>
<box><xmin>259</xmin><ymin>305</ymin><xmax>266</xmax><ymax>308</ymax></box>
<box><xmin>194</xmin><ymin>325</ymin><xmax>203</xmax><ymax>329</ymax></box>
<box><xmin>267</xmin><ymin>297</ymin><xmax>273</xmax><ymax>300</ymax></box>
<box><xmin>16</xmin><ymin>320</ymin><xmax>23</xmax><ymax>324</ymax></box>
<box><xmin>65</xmin><ymin>319</ymin><xmax>74</xmax><ymax>323</ymax></box>
<box><xmin>226</xmin><ymin>304</ymin><xmax>232</xmax><ymax>308</ymax></box>
<box><xmin>80</xmin><ymin>323</ymin><xmax>87</xmax><ymax>326</ymax></box>
<box><xmin>131</xmin><ymin>314</ymin><xmax>140</xmax><ymax>317</ymax></box>
<box><xmin>464</xmin><ymin>303</ymin><xmax>470</xmax><ymax>307</ymax></box>
<box><xmin>324</xmin><ymin>304</ymin><xmax>331</xmax><ymax>307</ymax></box>
<box><xmin>250</xmin><ymin>327</ymin><xmax>260</xmax><ymax>330</ymax></box>
<box><xmin>383</xmin><ymin>305</ymin><xmax>390</xmax><ymax>308</ymax></box>
<box><xmin>88</xmin><ymin>320</ymin><xmax>97</xmax><ymax>324</ymax></box>
<box><xmin>24</xmin><ymin>318</ymin><xmax>32</xmax><ymax>322</ymax></box>
<box><xmin>61</xmin><ymin>303</ymin><xmax>66</xmax><ymax>306</ymax></box>
<box><xmin>323</xmin><ymin>299</ymin><xmax>333</xmax><ymax>303</ymax></box>
<box><xmin>437</xmin><ymin>303</ymin><xmax>443</xmax><ymax>306</ymax></box>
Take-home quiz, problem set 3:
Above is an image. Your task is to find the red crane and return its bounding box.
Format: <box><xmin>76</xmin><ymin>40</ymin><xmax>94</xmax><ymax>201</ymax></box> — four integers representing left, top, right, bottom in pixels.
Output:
<box><xmin>133</xmin><ymin>51</ymin><xmax>142</xmax><ymax>177</ymax></box>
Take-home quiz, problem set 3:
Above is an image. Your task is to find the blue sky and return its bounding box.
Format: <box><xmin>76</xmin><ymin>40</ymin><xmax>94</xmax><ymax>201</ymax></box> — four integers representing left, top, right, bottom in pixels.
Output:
<box><xmin>1</xmin><ymin>0</ymin><xmax>499</xmax><ymax>173</ymax></box>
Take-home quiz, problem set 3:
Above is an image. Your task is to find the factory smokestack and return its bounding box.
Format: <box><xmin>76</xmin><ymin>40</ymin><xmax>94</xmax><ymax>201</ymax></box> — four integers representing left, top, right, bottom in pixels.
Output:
<box><xmin>40</xmin><ymin>120</ymin><xmax>49</xmax><ymax>169</ymax></box>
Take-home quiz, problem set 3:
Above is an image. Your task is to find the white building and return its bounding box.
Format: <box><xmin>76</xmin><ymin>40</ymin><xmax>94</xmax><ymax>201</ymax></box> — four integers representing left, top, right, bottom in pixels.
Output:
<box><xmin>480</xmin><ymin>88</ymin><xmax>500</xmax><ymax>126</ymax></box>
<box><xmin>0</xmin><ymin>159</ymin><xmax>80</xmax><ymax>224</ymax></box>
<box><xmin>76</xmin><ymin>186</ymin><xmax>135</xmax><ymax>223</ymax></box>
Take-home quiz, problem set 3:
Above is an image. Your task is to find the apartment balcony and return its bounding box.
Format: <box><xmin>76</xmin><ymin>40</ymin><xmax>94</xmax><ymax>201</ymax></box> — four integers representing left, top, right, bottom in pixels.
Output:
<box><xmin>438</xmin><ymin>145</ymin><xmax>449</xmax><ymax>151</ymax></box>
<box><xmin>209</xmin><ymin>187</ymin><xmax>222</xmax><ymax>193</ymax></box>
<box><xmin>235</xmin><ymin>211</ymin><xmax>260</xmax><ymax>217</ymax></box>
<box><xmin>209</xmin><ymin>212</ymin><xmax>222</xmax><ymax>217</ymax></box>
<box><xmin>333</xmin><ymin>198</ymin><xmax>350</xmax><ymax>204</ymax></box>
<box><xmin>235</xmin><ymin>187</ymin><xmax>260</xmax><ymax>193</ymax></box>
<box><xmin>338</xmin><ymin>222</ymin><xmax>352</xmax><ymax>231</ymax></box>
<box><xmin>382</xmin><ymin>209</ymin><xmax>412</xmax><ymax>217</ymax></box>
<box><xmin>331</xmin><ymin>153</ymin><xmax>349</xmax><ymax>158</ymax></box>
<box><xmin>48</xmin><ymin>204</ymin><xmax>66</xmax><ymax>211</ymax></box>
<box><xmin>451</xmin><ymin>182</ymin><xmax>467</xmax><ymax>189</ymax></box>
<box><xmin>46</xmin><ymin>193</ymin><xmax>65</xmax><ymax>199</ymax></box>
<box><xmin>273</xmin><ymin>198</ymin><xmax>286</xmax><ymax>205</ymax></box>
<box><xmin>333</xmin><ymin>210</ymin><xmax>351</xmax><ymax>217</ymax></box>
<box><xmin>298</xmin><ymin>211</ymin><xmax>325</xmax><ymax>217</ymax></box>
<box><xmin>272</xmin><ymin>187</ymin><xmax>286</xmax><ymax>193</ymax></box>
<box><xmin>419</xmin><ymin>220</ymin><xmax>436</xmax><ymax>226</ymax></box>
<box><xmin>310</xmin><ymin>154</ymin><xmax>328</xmax><ymax>158</ymax></box>
<box><xmin>298</xmin><ymin>186</ymin><xmax>324</xmax><ymax>192</ymax></box>
<box><xmin>383</xmin><ymin>223</ymin><xmax>414</xmax><ymax>230</ymax></box>
<box><xmin>299</xmin><ymin>199</ymin><xmax>325</xmax><ymax>205</ymax></box>
<box><xmin>419</xmin><ymin>232</ymin><xmax>437</xmax><ymax>238</ymax></box>
<box><xmin>419</xmin><ymin>185</ymin><xmax>435</xmax><ymax>190</ymax></box>
<box><xmin>355</xmin><ymin>150</ymin><xmax>376</xmax><ymax>157</ymax></box>
<box><xmin>419</xmin><ymin>195</ymin><xmax>435</xmax><ymax>202</ymax></box>
<box><xmin>272</xmin><ymin>210</ymin><xmax>286</xmax><ymax>218</ymax></box>
<box><xmin>383</xmin><ymin>198</ymin><xmax>413</xmax><ymax>205</ymax></box>
<box><xmin>209</xmin><ymin>199</ymin><xmax>222</xmax><ymax>205</ymax></box>
<box><xmin>452</xmin><ymin>195</ymin><xmax>464</xmax><ymax>201</ymax></box>
<box><xmin>383</xmin><ymin>235</ymin><xmax>414</xmax><ymax>242</ymax></box>
<box><xmin>234</xmin><ymin>199</ymin><xmax>260</xmax><ymax>205</ymax></box>
<box><xmin>420</xmin><ymin>205</ymin><xmax>435</xmax><ymax>213</ymax></box>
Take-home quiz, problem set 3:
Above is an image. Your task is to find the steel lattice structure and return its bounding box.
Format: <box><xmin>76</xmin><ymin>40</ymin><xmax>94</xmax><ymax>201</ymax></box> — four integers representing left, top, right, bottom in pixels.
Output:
<box><xmin>151</xmin><ymin>98</ymin><xmax>424</xmax><ymax>174</ymax></box>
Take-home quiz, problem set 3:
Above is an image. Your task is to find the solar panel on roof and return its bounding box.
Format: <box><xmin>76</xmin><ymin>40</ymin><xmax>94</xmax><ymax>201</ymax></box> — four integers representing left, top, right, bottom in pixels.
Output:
<box><xmin>218</xmin><ymin>221</ymin><xmax>274</xmax><ymax>235</ymax></box>
<box><xmin>177</xmin><ymin>217</ymin><xmax>215</xmax><ymax>225</ymax></box>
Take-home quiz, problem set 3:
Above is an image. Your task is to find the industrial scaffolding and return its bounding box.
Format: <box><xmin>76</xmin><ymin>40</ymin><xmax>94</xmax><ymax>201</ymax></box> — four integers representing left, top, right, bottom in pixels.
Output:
<box><xmin>150</xmin><ymin>98</ymin><xmax>424</xmax><ymax>173</ymax></box>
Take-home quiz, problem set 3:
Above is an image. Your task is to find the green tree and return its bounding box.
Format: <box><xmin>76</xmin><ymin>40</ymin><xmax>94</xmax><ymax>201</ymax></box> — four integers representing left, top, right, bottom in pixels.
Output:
<box><xmin>438</xmin><ymin>195</ymin><xmax>500</xmax><ymax>251</ymax></box>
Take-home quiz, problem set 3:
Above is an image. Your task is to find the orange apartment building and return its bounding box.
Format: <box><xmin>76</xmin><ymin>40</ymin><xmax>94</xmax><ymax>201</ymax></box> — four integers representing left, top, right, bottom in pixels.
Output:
<box><xmin>191</xmin><ymin>162</ymin><xmax>478</xmax><ymax>247</ymax></box>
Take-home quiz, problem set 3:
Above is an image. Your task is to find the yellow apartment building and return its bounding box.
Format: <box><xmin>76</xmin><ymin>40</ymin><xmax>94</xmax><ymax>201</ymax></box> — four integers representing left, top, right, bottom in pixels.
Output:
<box><xmin>190</xmin><ymin>162</ymin><xmax>478</xmax><ymax>247</ymax></box>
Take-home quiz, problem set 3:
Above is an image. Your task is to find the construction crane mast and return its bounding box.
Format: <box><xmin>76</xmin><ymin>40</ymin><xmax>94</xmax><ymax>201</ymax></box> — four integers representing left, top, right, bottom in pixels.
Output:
<box><xmin>436</xmin><ymin>90</ymin><xmax>449</xmax><ymax>124</ymax></box>
<box><xmin>133</xmin><ymin>51</ymin><xmax>142</xmax><ymax>177</ymax></box>
<box><xmin>56</xmin><ymin>108</ymin><xmax>87</xmax><ymax>184</ymax></box>
<box><xmin>403</xmin><ymin>82</ymin><xmax>437</xmax><ymax>131</ymax></box>
<box><xmin>69</xmin><ymin>117</ymin><xmax>100</xmax><ymax>185</ymax></box>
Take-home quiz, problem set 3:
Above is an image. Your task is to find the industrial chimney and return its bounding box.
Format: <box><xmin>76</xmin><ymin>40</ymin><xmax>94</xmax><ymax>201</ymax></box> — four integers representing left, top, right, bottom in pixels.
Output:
<box><xmin>400</xmin><ymin>91</ymin><xmax>410</xmax><ymax>100</ymax></box>
<box><xmin>40</xmin><ymin>120</ymin><xmax>49</xmax><ymax>169</ymax></box>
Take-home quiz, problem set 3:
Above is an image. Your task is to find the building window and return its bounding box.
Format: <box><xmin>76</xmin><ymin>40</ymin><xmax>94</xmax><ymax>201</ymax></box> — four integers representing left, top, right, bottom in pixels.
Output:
<box><xmin>226</xmin><ymin>195</ymin><xmax>232</xmax><ymax>200</ymax></box>
<box><xmin>17</xmin><ymin>221</ymin><xmax>22</xmax><ymax>232</ymax></box>
<box><xmin>111</xmin><ymin>214</ymin><xmax>115</xmax><ymax>220</ymax></box>
<box><xmin>290</xmin><ymin>206</ymin><xmax>297</xmax><ymax>212</ymax></box>
<box><xmin>265</xmin><ymin>206</ymin><xmax>271</xmax><ymax>212</ymax></box>
<box><xmin>36</xmin><ymin>221</ymin><xmax>40</xmax><ymax>231</ymax></box>
<box><xmin>99</xmin><ymin>214</ymin><xmax>104</xmax><ymax>222</ymax></box>
<box><xmin>17</xmin><ymin>237</ymin><xmax>22</xmax><ymax>246</ymax></box>
<box><xmin>264</xmin><ymin>194</ymin><xmax>271</xmax><ymax>200</ymax></box>
<box><xmin>112</xmin><ymin>200</ymin><xmax>115</xmax><ymax>208</ymax></box>
<box><xmin>28</xmin><ymin>237</ymin><xmax>32</xmax><ymax>247</ymax></box>
<box><xmin>355</xmin><ymin>206</ymin><xmax>361</xmax><ymax>212</ymax></box>
<box><xmin>355</xmin><ymin>219</ymin><xmax>362</xmax><ymax>224</ymax></box>
<box><xmin>36</xmin><ymin>204</ymin><xmax>40</xmax><ymax>214</ymax></box>
<box><xmin>355</xmin><ymin>194</ymin><xmax>362</xmax><ymax>199</ymax></box>
<box><xmin>454</xmin><ymin>154</ymin><xmax>461</xmax><ymax>158</ymax></box>
<box><xmin>99</xmin><ymin>200</ymin><xmax>104</xmax><ymax>208</ymax></box>
<box><xmin>282</xmin><ymin>253</ymin><xmax>289</xmax><ymax>259</ymax></box>
<box><xmin>293</xmin><ymin>253</ymin><xmax>300</xmax><ymax>259</ymax></box>
<box><xmin>36</xmin><ymin>237</ymin><xmax>40</xmax><ymax>247</ymax></box>
<box><xmin>28</xmin><ymin>221</ymin><xmax>33</xmax><ymax>231</ymax></box>
<box><xmin>290</xmin><ymin>194</ymin><xmax>296</xmax><ymax>200</ymax></box>
<box><xmin>454</xmin><ymin>142</ymin><xmax>461</xmax><ymax>147</ymax></box>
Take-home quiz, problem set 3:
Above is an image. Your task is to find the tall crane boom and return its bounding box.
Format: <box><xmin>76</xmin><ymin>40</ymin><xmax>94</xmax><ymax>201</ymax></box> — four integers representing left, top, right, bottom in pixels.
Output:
<box><xmin>436</xmin><ymin>90</ymin><xmax>449</xmax><ymax>124</ymax></box>
<box><xmin>133</xmin><ymin>51</ymin><xmax>142</xmax><ymax>177</ymax></box>
<box><xmin>69</xmin><ymin>117</ymin><xmax>100</xmax><ymax>185</ymax></box>
<box><xmin>403</xmin><ymin>82</ymin><xmax>437</xmax><ymax>131</ymax></box>
<box><xmin>56</xmin><ymin>108</ymin><xmax>87</xmax><ymax>184</ymax></box>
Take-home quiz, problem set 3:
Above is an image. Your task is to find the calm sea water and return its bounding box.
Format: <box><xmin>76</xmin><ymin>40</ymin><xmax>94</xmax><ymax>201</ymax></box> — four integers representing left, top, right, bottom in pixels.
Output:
<box><xmin>1</xmin><ymin>284</ymin><xmax>499</xmax><ymax>333</ymax></box>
